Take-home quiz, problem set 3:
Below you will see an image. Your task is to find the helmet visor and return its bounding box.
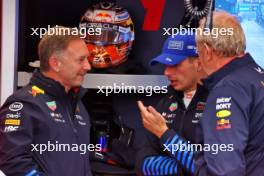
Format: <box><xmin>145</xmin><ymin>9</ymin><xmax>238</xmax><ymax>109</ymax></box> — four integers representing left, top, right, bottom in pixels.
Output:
<box><xmin>81</xmin><ymin>23</ymin><xmax>134</xmax><ymax>45</ymax></box>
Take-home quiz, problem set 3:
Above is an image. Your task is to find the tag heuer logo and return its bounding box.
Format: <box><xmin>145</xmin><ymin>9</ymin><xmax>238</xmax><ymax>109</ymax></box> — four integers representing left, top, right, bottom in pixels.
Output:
<box><xmin>169</xmin><ymin>102</ymin><xmax>178</xmax><ymax>112</ymax></box>
<box><xmin>46</xmin><ymin>101</ymin><xmax>57</xmax><ymax>111</ymax></box>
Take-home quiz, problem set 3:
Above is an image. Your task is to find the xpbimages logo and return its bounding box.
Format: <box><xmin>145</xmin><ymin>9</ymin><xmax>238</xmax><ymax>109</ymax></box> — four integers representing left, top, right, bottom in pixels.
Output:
<box><xmin>163</xmin><ymin>141</ymin><xmax>234</xmax><ymax>155</ymax></box>
<box><xmin>97</xmin><ymin>83</ymin><xmax>168</xmax><ymax>96</ymax></box>
<box><xmin>163</xmin><ymin>25</ymin><xmax>234</xmax><ymax>39</ymax></box>
<box><xmin>31</xmin><ymin>141</ymin><xmax>101</xmax><ymax>155</ymax></box>
<box><xmin>30</xmin><ymin>25</ymin><xmax>101</xmax><ymax>38</ymax></box>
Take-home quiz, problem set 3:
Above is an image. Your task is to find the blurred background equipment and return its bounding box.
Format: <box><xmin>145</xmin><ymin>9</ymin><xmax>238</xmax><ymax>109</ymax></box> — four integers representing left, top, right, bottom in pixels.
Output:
<box><xmin>216</xmin><ymin>0</ymin><xmax>264</xmax><ymax>69</ymax></box>
<box><xmin>183</xmin><ymin>0</ymin><xmax>213</xmax><ymax>26</ymax></box>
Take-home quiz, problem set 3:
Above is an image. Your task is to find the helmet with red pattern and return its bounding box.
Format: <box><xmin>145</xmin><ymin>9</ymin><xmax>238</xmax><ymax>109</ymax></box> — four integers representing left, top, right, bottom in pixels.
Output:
<box><xmin>80</xmin><ymin>1</ymin><xmax>135</xmax><ymax>68</ymax></box>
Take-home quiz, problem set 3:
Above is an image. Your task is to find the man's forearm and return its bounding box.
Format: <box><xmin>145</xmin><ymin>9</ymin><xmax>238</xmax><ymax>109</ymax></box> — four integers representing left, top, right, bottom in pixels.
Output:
<box><xmin>142</xmin><ymin>156</ymin><xmax>178</xmax><ymax>175</ymax></box>
<box><xmin>159</xmin><ymin>129</ymin><xmax>196</xmax><ymax>174</ymax></box>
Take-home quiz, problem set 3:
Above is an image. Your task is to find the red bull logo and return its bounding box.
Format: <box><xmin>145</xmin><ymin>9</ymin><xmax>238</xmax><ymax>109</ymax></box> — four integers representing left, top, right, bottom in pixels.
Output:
<box><xmin>94</xmin><ymin>10</ymin><xmax>114</xmax><ymax>22</ymax></box>
<box><xmin>95</xmin><ymin>13</ymin><xmax>112</xmax><ymax>18</ymax></box>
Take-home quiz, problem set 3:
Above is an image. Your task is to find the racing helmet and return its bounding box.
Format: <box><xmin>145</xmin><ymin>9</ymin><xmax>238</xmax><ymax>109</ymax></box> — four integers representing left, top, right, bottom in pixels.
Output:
<box><xmin>80</xmin><ymin>2</ymin><xmax>135</xmax><ymax>68</ymax></box>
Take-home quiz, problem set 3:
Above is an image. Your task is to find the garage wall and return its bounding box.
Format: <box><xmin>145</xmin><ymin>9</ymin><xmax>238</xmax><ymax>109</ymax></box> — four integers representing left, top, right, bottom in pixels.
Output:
<box><xmin>0</xmin><ymin>0</ymin><xmax>2</xmax><ymax>105</ymax></box>
<box><xmin>0</xmin><ymin>0</ymin><xmax>19</xmax><ymax>105</ymax></box>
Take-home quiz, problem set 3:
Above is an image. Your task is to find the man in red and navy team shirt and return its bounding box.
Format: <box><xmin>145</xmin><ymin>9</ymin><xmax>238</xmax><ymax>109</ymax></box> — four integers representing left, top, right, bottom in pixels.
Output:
<box><xmin>0</xmin><ymin>26</ymin><xmax>93</xmax><ymax>176</ymax></box>
<box><xmin>138</xmin><ymin>11</ymin><xmax>264</xmax><ymax>176</ymax></box>
<box><xmin>136</xmin><ymin>31</ymin><xmax>208</xmax><ymax>175</ymax></box>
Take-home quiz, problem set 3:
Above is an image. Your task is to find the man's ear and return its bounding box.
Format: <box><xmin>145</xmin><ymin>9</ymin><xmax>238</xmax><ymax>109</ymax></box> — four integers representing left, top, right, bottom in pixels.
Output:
<box><xmin>203</xmin><ymin>43</ymin><xmax>213</xmax><ymax>62</ymax></box>
<box><xmin>197</xmin><ymin>60</ymin><xmax>208</xmax><ymax>78</ymax></box>
<box><xmin>196</xmin><ymin>59</ymin><xmax>202</xmax><ymax>72</ymax></box>
<box><xmin>49</xmin><ymin>57</ymin><xmax>61</xmax><ymax>72</ymax></box>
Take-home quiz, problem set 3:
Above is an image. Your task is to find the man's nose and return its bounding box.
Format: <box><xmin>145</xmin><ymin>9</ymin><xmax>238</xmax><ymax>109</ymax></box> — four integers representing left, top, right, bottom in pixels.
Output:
<box><xmin>83</xmin><ymin>59</ymin><xmax>91</xmax><ymax>71</ymax></box>
<box><xmin>164</xmin><ymin>67</ymin><xmax>170</xmax><ymax>76</ymax></box>
<box><xmin>164</xmin><ymin>66</ymin><xmax>174</xmax><ymax>76</ymax></box>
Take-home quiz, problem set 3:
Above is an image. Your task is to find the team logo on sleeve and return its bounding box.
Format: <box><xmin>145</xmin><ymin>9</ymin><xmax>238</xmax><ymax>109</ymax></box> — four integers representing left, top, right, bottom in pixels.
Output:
<box><xmin>216</xmin><ymin>97</ymin><xmax>232</xmax><ymax>110</ymax></box>
<box><xmin>216</xmin><ymin>110</ymin><xmax>231</xmax><ymax>118</ymax></box>
<box><xmin>46</xmin><ymin>101</ymin><xmax>57</xmax><ymax>111</ymax></box>
<box><xmin>5</xmin><ymin>105</ymin><xmax>22</xmax><ymax>132</ymax></box>
<box><xmin>216</xmin><ymin>119</ymin><xmax>231</xmax><ymax>130</ymax></box>
<box><xmin>9</xmin><ymin>102</ymin><xmax>23</xmax><ymax>111</ymax></box>
<box><xmin>30</xmin><ymin>85</ymin><xmax>45</xmax><ymax>97</ymax></box>
<box><xmin>4</xmin><ymin>126</ymin><xmax>19</xmax><ymax>132</ymax></box>
<box><xmin>216</xmin><ymin>97</ymin><xmax>232</xmax><ymax>130</ymax></box>
<box><xmin>5</xmin><ymin>119</ymin><xmax>21</xmax><ymax>126</ymax></box>
<box><xmin>6</xmin><ymin>112</ymin><xmax>21</xmax><ymax>119</ymax></box>
<box><xmin>4</xmin><ymin>104</ymin><xmax>22</xmax><ymax>132</ymax></box>
<box><xmin>169</xmin><ymin>102</ymin><xmax>178</xmax><ymax>112</ymax></box>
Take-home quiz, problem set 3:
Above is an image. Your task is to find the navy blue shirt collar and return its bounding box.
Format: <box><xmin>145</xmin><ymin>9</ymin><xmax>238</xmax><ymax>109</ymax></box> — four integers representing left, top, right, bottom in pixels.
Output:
<box><xmin>30</xmin><ymin>70</ymin><xmax>87</xmax><ymax>99</ymax></box>
<box><xmin>202</xmin><ymin>53</ymin><xmax>256</xmax><ymax>90</ymax></box>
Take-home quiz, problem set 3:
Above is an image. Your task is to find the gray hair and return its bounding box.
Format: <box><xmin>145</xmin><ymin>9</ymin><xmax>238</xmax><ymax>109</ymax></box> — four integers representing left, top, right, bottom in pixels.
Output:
<box><xmin>196</xmin><ymin>11</ymin><xmax>246</xmax><ymax>57</ymax></box>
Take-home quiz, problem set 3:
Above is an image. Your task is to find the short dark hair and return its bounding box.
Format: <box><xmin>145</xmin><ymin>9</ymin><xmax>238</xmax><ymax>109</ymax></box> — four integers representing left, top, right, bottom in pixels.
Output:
<box><xmin>38</xmin><ymin>26</ymin><xmax>82</xmax><ymax>72</ymax></box>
